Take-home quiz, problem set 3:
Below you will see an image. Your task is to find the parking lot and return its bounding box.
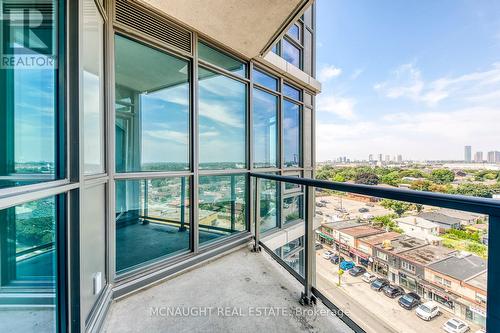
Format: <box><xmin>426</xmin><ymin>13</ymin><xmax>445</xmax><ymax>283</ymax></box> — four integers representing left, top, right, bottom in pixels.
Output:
<box><xmin>315</xmin><ymin>249</ymin><xmax>482</xmax><ymax>333</ymax></box>
<box><xmin>316</xmin><ymin>195</ymin><xmax>392</xmax><ymax>221</ymax></box>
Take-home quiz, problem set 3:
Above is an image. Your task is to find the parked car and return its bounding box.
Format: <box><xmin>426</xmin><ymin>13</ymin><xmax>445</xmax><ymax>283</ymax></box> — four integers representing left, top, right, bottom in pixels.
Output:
<box><xmin>358</xmin><ymin>207</ymin><xmax>369</xmax><ymax>213</ymax></box>
<box><xmin>398</xmin><ymin>292</ymin><xmax>421</xmax><ymax>310</ymax></box>
<box><xmin>366</xmin><ymin>203</ymin><xmax>375</xmax><ymax>207</ymax></box>
<box><xmin>382</xmin><ymin>284</ymin><xmax>405</xmax><ymax>298</ymax></box>
<box><xmin>370</xmin><ymin>278</ymin><xmax>390</xmax><ymax>291</ymax></box>
<box><xmin>362</xmin><ymin>272</ymin><xmax>377</xmax><ymax>283</ymax></box>
<box><xmin>415</xmin><ymin>301</ymin><xmax>440</xmax><ymax>321</ymax></box>
<box><xmin>315</xmin><ymin>242</ymin><xmax>323</xmax><ymax>250</ymax></box>
<box><xmin>330</xmin><ymin>254</ymin><xmax>341</xmax><ymax>264</ymax></box>
<box><xmin>322</xmin><ymin>251</ymin><xmax>333</xmax><ymax>259</ymax></box>
<box><xmin>339</xmin><ymin>260</ymin><xmax>355</xmax><ymax>270</ymax></box>
<box><xmin>349</xmin><ymin>266</ymin><xmax>366</xmax><ymax>277</ymax></box>
<box><xmin>442</xmin><ymin>318</ymin><xmax>470</xmax><ymax>333</ymax></box>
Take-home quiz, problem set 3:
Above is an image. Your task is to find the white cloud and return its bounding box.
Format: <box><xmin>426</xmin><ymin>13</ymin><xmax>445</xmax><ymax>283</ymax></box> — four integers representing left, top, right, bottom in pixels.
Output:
<box><xmin>374</xmin><ymin>62</ymin><xmax>500</xmax><ymax>106</ymax></box>
<box><xmin>318</xmin><ymin>65</ymin><xmax>342</xmax><ymax>82</ymax></box>
<box><xmin>350</xmin><ymin>69</ymin><xmax>364</xmax><ymax>80</ymax></box>
<box><xmin>317</xmin><ymin>105</ymin><xmax>500</xmax><ymax>162</ymax></box>
<box><xmin>317</xmin><ymin>93</ymin><xmax>356</xmax><ymax>120</ymax></box>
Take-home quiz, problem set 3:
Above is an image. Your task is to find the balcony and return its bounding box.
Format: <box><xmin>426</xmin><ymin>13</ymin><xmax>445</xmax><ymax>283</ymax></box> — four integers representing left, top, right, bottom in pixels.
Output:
<box><xmin>102</xmin><ymin>248</ymin><xmax>352</xmax><ymax>333</ymax></box>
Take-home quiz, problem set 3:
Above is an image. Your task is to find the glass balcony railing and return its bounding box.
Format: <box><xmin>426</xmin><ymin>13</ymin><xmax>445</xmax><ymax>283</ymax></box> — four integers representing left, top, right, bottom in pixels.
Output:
<box><xmin>251</xmin><ymin>173</ymin><xmax>498</xmax><ymax>333</ymax></box>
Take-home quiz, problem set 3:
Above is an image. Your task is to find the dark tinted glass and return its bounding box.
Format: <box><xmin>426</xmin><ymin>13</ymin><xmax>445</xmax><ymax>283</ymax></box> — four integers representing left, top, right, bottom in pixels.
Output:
<box><xmin>198</xmin><ymin>42</ymin><xmax>247</xmax><ymax>77</ymax></box>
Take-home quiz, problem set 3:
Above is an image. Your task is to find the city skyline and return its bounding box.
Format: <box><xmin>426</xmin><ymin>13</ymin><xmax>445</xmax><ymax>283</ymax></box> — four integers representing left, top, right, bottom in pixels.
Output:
<box><xmin>315</xmin><ymin>0</ymin><xmax>500</xmax><ymax>162</ymax></box>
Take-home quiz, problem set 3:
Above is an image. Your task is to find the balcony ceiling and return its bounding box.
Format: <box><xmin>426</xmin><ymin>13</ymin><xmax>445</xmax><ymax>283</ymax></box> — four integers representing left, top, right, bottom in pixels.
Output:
<box><xmin>138</xmin><ymin>0</ymin><xmax>311</xmax><ymax>58</ymax></box>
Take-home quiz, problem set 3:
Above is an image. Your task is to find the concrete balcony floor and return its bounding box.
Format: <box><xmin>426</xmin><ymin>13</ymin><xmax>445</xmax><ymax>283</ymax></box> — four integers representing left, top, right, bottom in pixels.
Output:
<box><xmin>103</xmin><ymin>247</ymin><xmax>353</xmax><ymax>333</ymax></box>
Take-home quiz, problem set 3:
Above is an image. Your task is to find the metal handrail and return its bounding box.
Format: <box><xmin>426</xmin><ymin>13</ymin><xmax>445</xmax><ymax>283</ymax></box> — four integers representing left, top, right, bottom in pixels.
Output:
<box><xmin>250</xmin><ymin>172</ymin><xmax>499</xmax><ymax>333</ymax></box>
<box><xmin>250</xmin><ymin>172</ymin><xmax>500</xmax><ymax>215</ymax></box>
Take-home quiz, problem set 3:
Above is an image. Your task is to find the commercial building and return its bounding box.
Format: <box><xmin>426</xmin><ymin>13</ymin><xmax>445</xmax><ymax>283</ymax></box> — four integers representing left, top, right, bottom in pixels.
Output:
<box><xmin>475</xmin><ymin>151</ymin><xmax>484</xmax><ymax>163</ymax></box>
<box><xmin>487</xmin><ymin>151</ymin><xmax>500</xmax><ymax>163</ymax></box>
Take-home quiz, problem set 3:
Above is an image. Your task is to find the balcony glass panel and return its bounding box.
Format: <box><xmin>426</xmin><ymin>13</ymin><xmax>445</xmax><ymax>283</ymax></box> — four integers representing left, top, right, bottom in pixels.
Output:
<box><xmin>253</xmin><ymin>88</ymin><xmax>278</xmax><ymax>168</ymax></box>
<box><xmin>282</xmin><ymin>38</ymin><xmax>301</xmax><ymax>68</ymax></box>
<box><xmin>0</xmin><ymin>0</ymin><xmax>61</xmax><ymax>189</ymax></box>
<box><xmin>283</xmin><ymin>194</ymin><xmax>304</xmax><ymax>224</ymax></box>
<box><xmin>114</xmin><ymin>34</ymin><xmax>190</xmax><ymax>173</ymax></box>
<box><xmin>198</xmin><ymin>41</ymin><xmax>247</xmax><ymax>77</ymax></box>
<box><xmin>83</xmin><ymin>0</ymin><xmax>105</xmax><ymax>174</ymax></box>
<box><xmin>259</xmin><ymin>178</ymin><xmax>279</xmax><ymax>233</ymax></box>
<box><xmin>283</xmin><ymin>100</ymin><xmax>301</xmax><ymax>168</ymax></box>
<box><xmin>0</xmin><ymin>196</ymin><xmax>60</xmax><ymax>332</ymax></box>
<box><xmin>115</xmin><ymin>177</ymin><xmax>190</xmax><ymax>273</ymax></box>
<box><xmin>198</xmin><ymin>67</ymin><xmax>247</xmax><ymax>170</ymax></box>
<box><xmin>199</xmin><ymin>174</ymin><xmax>247</xmax><ymax>244</ymax></box>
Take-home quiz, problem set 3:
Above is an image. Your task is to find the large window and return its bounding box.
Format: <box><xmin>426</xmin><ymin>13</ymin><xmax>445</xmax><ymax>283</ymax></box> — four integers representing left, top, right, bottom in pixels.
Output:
<box><xmin>114</xmin><ymin>35</ymin><xmax>190</xmax><ymax>173</ymax></box>
<box><xmin>0</xmin><ymin>196</ymin><xmax>61</xmax><ymax>332</ymax></box>
<box><xmin>259</xmin><ymin>178</ymin><xmax>279</xmax><ymax>233</ymax></box>
<box><xmin>115</xmin><ymin>177</ymin><xmax>190</xmax><ymax>273</ymax></box>
<box><xmin>83</xmin><ymin>0</ymin><xmax>105</xmax><ymax>174</ymax></box>
<box><xmin>198</xmin><ymin>42</ymin><xmax>247</xmax><ymax>77</ymax></box>
<box><xmin>198</xmin><ymin>175</ymin><xmax>247</xmax><ymax>244</ymax></box>
<box><xmin>198</xmin><ymin>67</ymin><xmax>247</xmax><ymax>170</ymax></box>
<box><xmin>0</xmin><ymin>0</ymin><xmax>62</xmax><ymax>189</ymax></box>
<box><xmin>253</xmin><ymin>88</ymin><xmax>278</xmax><ymax>168</ymax></box>
<box><xmin>282</xmin><ymin>38</ymin><xmax>301</xmax><ymax>68</ymax></box>
<box><xmin>283</xmin><ymin>100</ymin><xmax>301</xmax><ymax>168</ymax></box>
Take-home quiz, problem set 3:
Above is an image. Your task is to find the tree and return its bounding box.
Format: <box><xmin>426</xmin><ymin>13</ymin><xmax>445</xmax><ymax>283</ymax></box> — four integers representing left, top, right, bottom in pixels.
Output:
<box><xmin>379</xmin><ymin>199</ymin><xmax>412</xmax><ymax>217</ymax></box>
<box><xmin>454</xmin><ymin>183</ymin><xmax>493</xmax><ymax>198</ymax></box>
<box><xmin>372</xmin><ymin>214</ymin><xmax>403</xmax><ymax>233</ymax></box>
<box><xmin>380</xmin><ymin>171</ymin><xmax>401</xmax><ymax>186</ymax></box>
<box><xmin>354</xmin><ymin>172</ymin><xmax>379</xmax><ymax>185</ymax></box>
<box><xmin>430</xmin><ymin>169</ymin><xmax>455</xmax><ymax>184</ymax></box>
<box><xmin>410</xmin><ymin>179</ymin><xmax>433</xmax><ymax>191</ymax></box>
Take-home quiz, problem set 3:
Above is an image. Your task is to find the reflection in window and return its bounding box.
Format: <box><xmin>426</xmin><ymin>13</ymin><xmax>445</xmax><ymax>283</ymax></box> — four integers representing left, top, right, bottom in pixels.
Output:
<box><xmin>283</xmin><ymin>194</ymin><xmax>304</xmax><ymax>223</ymax></box>
<box><xmin>0</xmin><ymin>196</ymin><xmax>59</xmax><ymax>332</ymax></box>
<box><xmin>259</xmin><ymin>178</ymin><xmax>278</xmax><ymax>233</ymax></box>
<box><xmin>114</xmin><ymin>35</ymin><xmax>190</xmax><ymax>172</ymax></box>
<box><xmin>272</xmin><ymin>41</ymin><xmax>280</xmax><ymax>56</ymax></box>
<box><xmin>198</xmin><ymin>67</ymin><xmax>247</xmax><ymax>170</ymax></box>
<box><xmin>288</xmin><ymin>24</ymin><xmax>300</xmax><ymax>41</ymax></box>
<box><xmin>198</xmin><ymin>42</ymin><xmax>247</xmax><ymax>77</ymax></box>
<box><xmin>83</xmin><ymin>0</ymin><xmax>105</xmax><ymax>174</ymax></box>
<box><xmin>283</xmin><ymin>101</ymin><xmax>301</xmax><ymax>168</ymax></box>
<box><xmin>253</xmin><ymin>69</ymin><xmax>278</xmax><ymax>91</ymax></box>
<box><xmin>253</xmin><ymin>89</ymin><xmax>278</xmax><ymax>168</ymax></box>
<box><xmin>199</xmin><ymin>174</ymin><xmax>247</xmax><ymax>244</ymax></box>
<box><xmin>283</xmin><ymin>83</ymin><xmax>301</xmax><ymax>101</ymax></box>
<box><xmin>282</xmin><ymin>38</ymin><xmax>301</xmax><ymax>68</ymax></box>
<box><xmin>0</xmin><ymin>1</ymin><xmax>60</xmax><ymax>189</ymax></box>
<box><xmin>275</xmin><ymin>236</ymin><xmax>305</xmax><ymax>277</ymax></box>
<box><xmin>115</xmin><ymin>177</ymin><xmax>190</xmax><ymax>273</ymax></box>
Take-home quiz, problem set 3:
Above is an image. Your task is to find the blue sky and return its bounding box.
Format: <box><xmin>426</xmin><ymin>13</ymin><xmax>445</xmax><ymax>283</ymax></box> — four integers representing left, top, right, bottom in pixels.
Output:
<box><xmin>315</xmin><ymin>0</ymin><xmax>500</xmax><ymax>161</ymax></box>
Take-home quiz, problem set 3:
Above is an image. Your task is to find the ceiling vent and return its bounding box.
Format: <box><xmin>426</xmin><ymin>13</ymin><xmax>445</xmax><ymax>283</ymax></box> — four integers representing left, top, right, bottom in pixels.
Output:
<box><xmin>115</xmin><ymin>0</ymin><xmax>192</xmax><ymax>54</ymax></box>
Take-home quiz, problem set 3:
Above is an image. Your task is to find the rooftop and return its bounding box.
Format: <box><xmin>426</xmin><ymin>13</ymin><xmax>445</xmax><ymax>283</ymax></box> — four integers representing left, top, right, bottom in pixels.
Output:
<box><xmin>417</xmin><ymin>212</ymin><xmax>462</xmax><ymax>226</ymax></box>
<box><xmin>102</xmin><ymin>248</ymin><xmax>353</xmax><ymax>333</ymax></box>
<box><xmin>322</xmin><ymin>220</ymin><xmax>367</xmax><ymax>230</ymax></box>
<box><xmin>375</xmin><ymin>236</ymin><xmax>428</xmax><ymax>254</ymax></box>
<box><xmin>427</xmin><ymin>253</ymin><xmax>487</xmax><ymax>281</ymax></box>
<box><xmin>435</xmin><ymin>208</ymin><xmax>483</xmax><ymax>221</ymax></box>
<box><xmin>339</xmin><ymin>225</ymin><xmax>385</xmax><ymax>238</ymax></box>
<box><xmin>465</xmin><ymin>271</ymin><xmax>488</xmax><ymax>292</ymax></box>
<box><xmin>397</xmin><ymin>245</ymin><xmax>455</xmax><ymax>266</ymax></box>
<box><xmin>358</xmin><ymin>231</ymin><xmax>402</xmax><ymax>246</ymax></box>
<box><xmin>395</xmin><ymin>216</ymin><xmax>439</xmax><ymax>229</ymax></box>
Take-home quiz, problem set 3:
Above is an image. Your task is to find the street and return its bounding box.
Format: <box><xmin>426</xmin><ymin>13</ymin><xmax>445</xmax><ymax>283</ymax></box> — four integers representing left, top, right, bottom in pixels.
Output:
<box><xmin>315</xmin><ymin>250</ymin><xmax>482</xmax><ymax>333</ymax></box>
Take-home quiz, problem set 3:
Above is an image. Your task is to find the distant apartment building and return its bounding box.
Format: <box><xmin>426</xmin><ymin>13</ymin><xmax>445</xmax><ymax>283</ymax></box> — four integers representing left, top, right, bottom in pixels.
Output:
<box><xmin>487</xmin><ymin>151</ymin><xmax>500</xmax><ymax>163</ymax></box>
<box><xmin>397</xmin><ymin>154</ymin><xmax>403</xmax><ymax>163</ymax></box>
<box><xmin>465</xmin><ymin>145</ymin><xmax>472</xmax><ymax>162</ymax></box>
<box><xmin>369</xmin><ymin>154</ymin><xmax>373</xmax><ymax>162</ymax></box>
<box><xmin>385</xmin><ymin>155</ymin><xmax>391</xmax><ymax>163</ymax></box>
<box><xmin>475</xmin><ymin>151</ymin><xmax>484</xmax><ymax>163</ymax></box>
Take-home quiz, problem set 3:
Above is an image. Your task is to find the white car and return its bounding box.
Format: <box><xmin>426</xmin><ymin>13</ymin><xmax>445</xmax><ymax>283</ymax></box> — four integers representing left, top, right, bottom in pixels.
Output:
<box><xmin>362</xmin><ymin>272</ymin><xmax>376</xmax><ymax>283</ymax></box>
<box><xmin>415</xmin><ymin>301</ymin><xmax>440</xmax><ymax>321</ymax></box>
<box><xmin>442</xmin><ymin>318</ymin><xmax>470</xmax><ymax>333</ymax></box>
<box><xmin>322</xmin><ymin>251</ymin><xmax>333</xmax><ymax>259</ymax></box>
<box><xmin>474</xmin><ymin>329</ymin><xmax>486</xmax><ymax>333</ymax></box>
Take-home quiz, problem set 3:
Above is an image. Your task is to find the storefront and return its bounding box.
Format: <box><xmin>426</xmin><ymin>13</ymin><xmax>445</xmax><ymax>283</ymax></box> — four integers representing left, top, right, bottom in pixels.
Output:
<box><xmin>350</xmin><ymin>248</ymin><xmax>370</xmax><ymax>267</ymax></box>
<box><xmin>317</xmin><ymin>231</ymin><xmax>334</xmax><ymax>246</ymax></box>
<box><xmin>466</xmin><ymin>305</ymin><xmax>486</xmax><ymax>328</ymax></box>
<box><xmin>399</xmin><ymin>273</ymin><xmax>418</xmax><ymax>293</ymax></box>
<box><xmin>374</xmin><ymin>260</ymin><xmax>389</xmax><ymax>277</ymax></box>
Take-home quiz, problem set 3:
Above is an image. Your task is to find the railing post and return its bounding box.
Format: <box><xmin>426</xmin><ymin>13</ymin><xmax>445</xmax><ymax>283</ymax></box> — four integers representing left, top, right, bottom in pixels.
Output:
<box><xmin>300</xmin><ymin>185</ymin><xmax>316</xmax><ymax>306</ymax></box>
<box><xmin>252</xmin><ymin>177</ymin><xmax>261</xmax><ymax>252</ymax></box>
<box><xmin>487</xmin><ymin>214</ymin><xmax>500</xmax><ymax>332</ymax></box>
